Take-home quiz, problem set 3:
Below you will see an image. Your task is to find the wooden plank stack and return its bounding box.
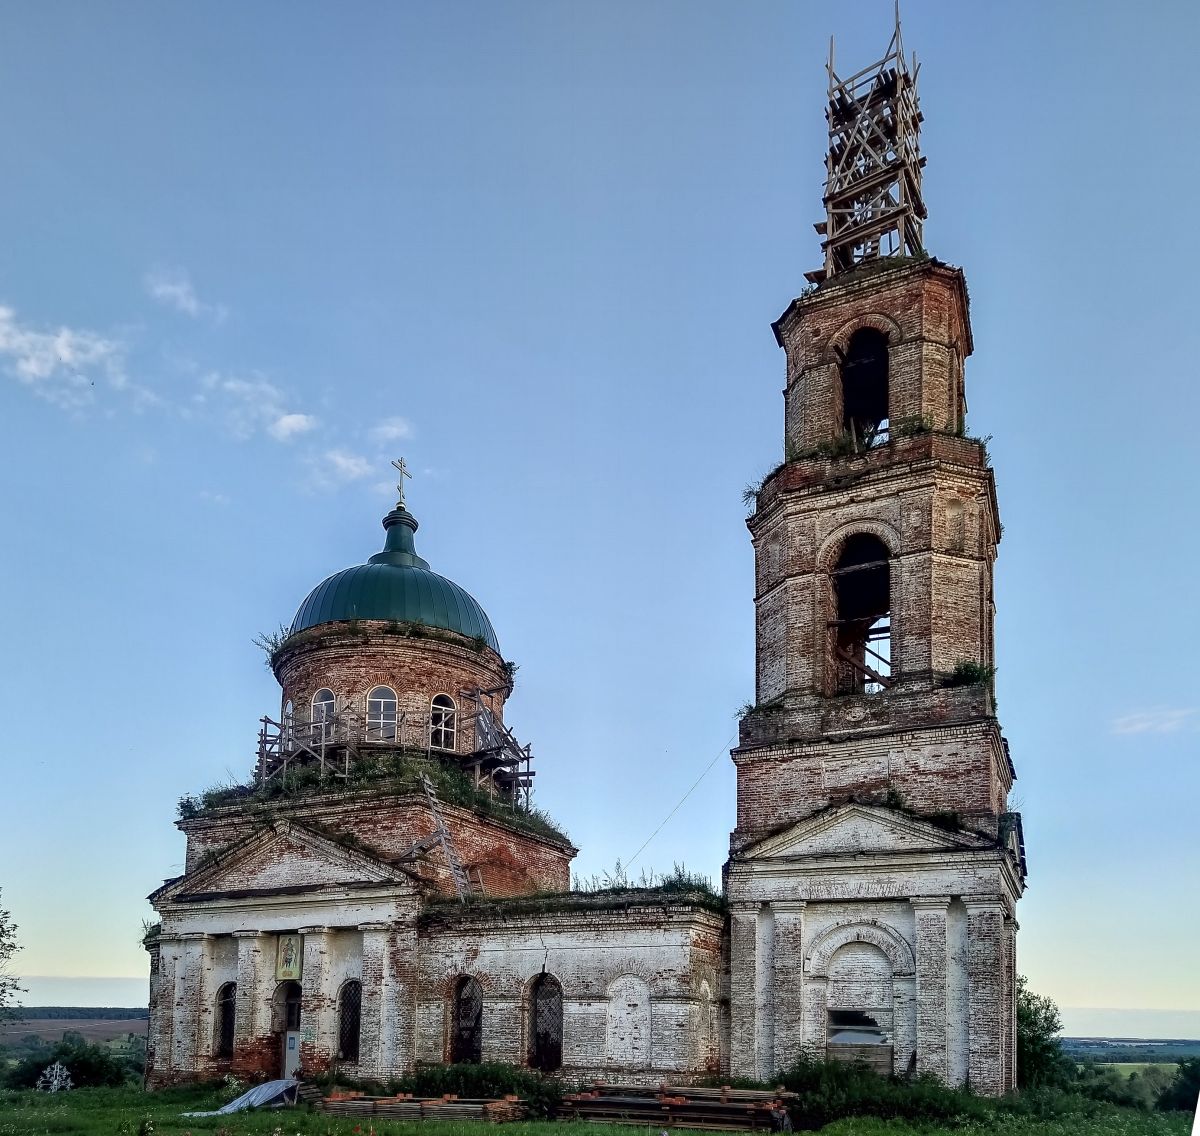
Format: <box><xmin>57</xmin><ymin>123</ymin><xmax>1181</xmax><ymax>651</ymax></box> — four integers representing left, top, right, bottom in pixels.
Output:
<box><xmin>562</xmin><ymin>1083</ymin><xmax>796</xmax><ymax>1132</ymax></box>
<box><xmin>317</xmin><ymin>1091</ymin><xmax>528</xmax><ymax>1122</ymax></box>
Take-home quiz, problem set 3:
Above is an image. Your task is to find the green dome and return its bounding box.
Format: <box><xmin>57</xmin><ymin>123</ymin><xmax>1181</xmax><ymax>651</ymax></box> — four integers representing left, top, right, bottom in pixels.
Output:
<box><xmin>289</xmin><ymin>506</ymin><xmax>500</xmax><ymax>653</ymax></box>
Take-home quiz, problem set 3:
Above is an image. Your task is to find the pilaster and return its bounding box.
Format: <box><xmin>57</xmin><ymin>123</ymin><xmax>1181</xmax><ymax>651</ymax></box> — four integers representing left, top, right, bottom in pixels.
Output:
<box><xmin>911</xmin><ymin>897</ymin><xmax>951</xmax><ymax>1080</ymax></box>
<box><xmin>298</xmin><ymin>926</ymin><xmax>336</xmax><ymax>1071</ymax></box>
<box><xmin>965</xmin><ymin>899</ymin><xmax>1005</xmax><ymax>1095</ymax></box>
<box><xmin>728</xmin><ymin>904</ymin><xmax>758</xmax><ymax>1078</ymax></box>
<box><xmin>232</xmin><ymin>931</ymin><xmax>273</xmax><ymax>1077</ymax></box>
<box><xmin>754</xmin><ymin>904</ymin><xmax>775</xmax><ymax>1079</ymax></box>
<box><xmin>772</xmin><ymin>902</ymin><xmax>807</xmax><ymax>1071</ymax></box>
<box><xmin>175</xmin><ymin>933</ymin><xmax>212</xmax><ymax>1072</ymax></box>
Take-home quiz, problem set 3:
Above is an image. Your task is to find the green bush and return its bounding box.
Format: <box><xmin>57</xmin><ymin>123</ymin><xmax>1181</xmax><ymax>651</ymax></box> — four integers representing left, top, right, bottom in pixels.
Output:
<box><xmin>5</xmin><ymin>1038</ymin><xmax>134</xmax><ymax>1089</ymax></box>
<box><xmin>772</xmin><ymin>1056</ymin><xmax>990</xmax><ymax>1130</ymax></box>
<box><xmin>943</xmin><ymin>661</ymin><xmax>996</xmax><ymax>689</ymax></box>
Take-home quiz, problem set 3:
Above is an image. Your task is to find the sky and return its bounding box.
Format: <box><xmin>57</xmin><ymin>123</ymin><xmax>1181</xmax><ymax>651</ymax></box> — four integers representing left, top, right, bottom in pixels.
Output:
<box><xmin>0</xmin><ymin>1</ymin><xmax>1198</xmax><ymax>1038</ymax></box>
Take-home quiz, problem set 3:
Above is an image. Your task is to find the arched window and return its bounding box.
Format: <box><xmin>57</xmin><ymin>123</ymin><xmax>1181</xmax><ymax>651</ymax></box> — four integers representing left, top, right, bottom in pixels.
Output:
<box><xmin>215</xmin><ymin>981</ymin><xmax>237</xmax><ymax>1059</ymax></box>
<box><xmin>365</xmin><ymin>686</ymin><xmax>397</xmax><ymax>742</ymax></box>
<box><xmin>528</xmin><ymin>973</ymin><xmax>563</xmax><ymax>1072</ymax></box>
<box><xmin>826</xmin><ymin>941</ymin><xmax>894</xmax><ymax>1059</ymax></box>
<box><xmin>840</xmin><ymin>328</ymin><xmax>889</xmax><ymax>446</ymax></box>
<box><xmin>450</xmin><ymin>976</ymin><xmax>483</xmax><ymax>1064</ymax></box>
<box><xmin>312</xmin><ymin>689</ymin><xmax>336</xmax><ymax>745</ymax></box>
<box><xmin>831</xmin><ymin>534</ymin><xmax>893</xmax><ymax>695</ymax></box>
<box><xmin>430</xmin><ymin>694</ymin><xmax>457</xmax><ymax>751</ymax></box>
<box><xmin>282</xmin><ymin>700</ymin><xmax>295</xmax><ymax>750</ymax></box>
<box><xmin>337</xmin><ymin>980</ymin><xmax>362</xmax><ymax>1062</ymax></box>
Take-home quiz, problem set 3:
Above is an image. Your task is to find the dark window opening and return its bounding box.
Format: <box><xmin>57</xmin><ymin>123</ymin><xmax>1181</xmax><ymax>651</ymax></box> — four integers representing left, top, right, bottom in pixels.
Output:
<box><xmin>831</xmin><ymin>534</ymin><xmax>893</xmax><ymax>695</ymax></box>
<box><xmin>338</xmin><ymin>980</ymin><xmax>362</xmax><ymax>1062</ymax></box>
<box><xmin>274</xmin><ymin>980</ymin><xmax>302</xmax><ymax>1032</ymax></box>
<box><xmin>529</xmin><ymin>974</ymin><xmax>563</xmax><ymax>1072</ymax></box>
<box><xmin>215</xmin><ymin>982</ymin><xmax>237</xmax><ymax>1059</ymax></box>
<box><xmin>839</xmin><ymin>328</ymin><xmax>889</xmax><ymax>447</ymax></box>
<box><xmin>828</xmin><ymin>1009</ymin><xmax>887</xmax><ymax>1046</ymax></box>
<box><xmin>451</xmin><ymin>976</ymin><xmax>483</xmax><ymax>1064</ymax></box>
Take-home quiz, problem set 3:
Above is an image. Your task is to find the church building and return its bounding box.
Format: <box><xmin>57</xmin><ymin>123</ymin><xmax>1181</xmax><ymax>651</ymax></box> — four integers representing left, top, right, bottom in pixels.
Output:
<box><xmin>144</xmin><ymin>22</ymin><xmax>1025</xmax><ymax>1095</ymax></box>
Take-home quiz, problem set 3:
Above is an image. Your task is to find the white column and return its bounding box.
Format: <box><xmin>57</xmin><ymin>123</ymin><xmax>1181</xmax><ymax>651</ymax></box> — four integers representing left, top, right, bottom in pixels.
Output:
<box><xmin>148</xmin><ymin>937</ymin><xmax>179</xmax><ymax>1082</ymax></box>
<box><xmin>298</xmin><ymin>926</ymin><xmax>336</xmax><ymax>1072</ymax></box>
<box><xmin>176</xmin><ymin>933</ymin><xmax>212</xmax><ymax>1074</ymax></box>
<box><xmin>232</xmin><ymin>931</ymin><xmax>273</xmax><ymax>1076</ymax></box>
<box><xmin>359</xmin><ymin>924</ymin><xmax>390</xmax><ymax>1077</ymax></box>
<box><xmin>729</xmin><ymin>903</ymin><xmax>758</xmax><ymax>1078</ymax></box>
<box><xmin>754</xmin><ymin>904</ymin><xmax>775</xmax><ymax>1080</ymax></box>
<box><xmin>911</xmin><ymin>897</ymin><xmax>951</xmax><ymax>1080</ymax></box>
<box><xmin>772</xmin><ymin>901</ymin><xmax>806</xmax><ymax>1073</ymax></box>
<box><xmin>965</xmin><ymin>899</ymin><xmax>1006</xmax><ymax>1097</ymax></box>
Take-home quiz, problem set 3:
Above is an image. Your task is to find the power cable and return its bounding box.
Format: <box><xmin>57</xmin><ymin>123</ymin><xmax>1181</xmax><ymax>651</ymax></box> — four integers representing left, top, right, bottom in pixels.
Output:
<box><xmin>625</xmin><ymin>732</ymin><xmax>735</xmax><ymax>870</ymax></box>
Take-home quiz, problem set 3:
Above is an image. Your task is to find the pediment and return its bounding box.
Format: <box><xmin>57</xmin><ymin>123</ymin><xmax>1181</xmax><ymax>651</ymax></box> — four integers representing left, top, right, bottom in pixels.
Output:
<box><xmin>746</xmin><ymin>805</ymin><xmax>993</xmax><ymax>860</ymax></box>
<box><xmin>150</xmin><ymin>820</ymin><xmax>412</xmax><ymax>904</ymax></box>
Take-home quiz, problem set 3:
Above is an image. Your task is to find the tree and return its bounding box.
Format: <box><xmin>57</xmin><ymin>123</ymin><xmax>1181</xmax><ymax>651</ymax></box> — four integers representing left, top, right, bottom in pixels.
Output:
<box><xmin>0</xmin><ymin>888</ymin><xmax>23</xmax><ymax>1018</ymax></box>
<box><xmin>1157</xmin><ymin>1057</ymin><xmax>1200</xmax><ymax>1113</ymax></box>
<box><xmin>1016</xmin><ymin>974</ymin><xmax>1073</xmax><ymax>1089</ymax></box>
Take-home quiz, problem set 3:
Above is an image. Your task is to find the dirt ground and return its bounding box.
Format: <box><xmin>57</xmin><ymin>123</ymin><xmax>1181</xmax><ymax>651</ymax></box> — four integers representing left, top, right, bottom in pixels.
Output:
<box><xmin>0</xmin><ymin>1017</ymin><xmax>148</xmax><ymax>1043</ymax></box>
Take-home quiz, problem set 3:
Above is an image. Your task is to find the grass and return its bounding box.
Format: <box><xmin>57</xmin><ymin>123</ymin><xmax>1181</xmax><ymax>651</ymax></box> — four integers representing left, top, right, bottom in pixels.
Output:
<box><xmin>0</xmin><ymin>1086</ymin><xmax>651</xmax><ymax>1135</ymax></box>
<box><xmin>0</xmin><ymin>1086</ymin><xmax>1193</xmax><ymax>1136</ymax></box>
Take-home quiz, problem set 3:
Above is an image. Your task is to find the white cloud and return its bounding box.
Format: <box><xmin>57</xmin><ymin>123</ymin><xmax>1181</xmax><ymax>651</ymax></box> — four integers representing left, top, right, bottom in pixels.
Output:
<box><xmin>308</xmin><ymin>448</ymin><xmax>374</xmax><ymax>491</ymax></box>
<box><xmin>368</xmin><ymin>415</ymin><xmax>414</xmax><ymax>444</ymax></box>
<box><xmin>198</xmin><ymin>489</ymin><xmax>230</xmax><ymax>506</ymax></box>
<box><xmin>1111</xmin><ymin>708</ymin><xmax>1196</xmax><ymax>735</ymax></box>
<box><xmin>268</xmin><ymin>412</ymin><xmax>318</xmax><ymax>441</ymax></box>
<box><xmin>0</xmin><ymin>304</ymin><xmax>127</xmax><ymax>410</ymax></box>
<box><xmin>201</xmin><ymin>371</ymin><xmax>316</xmax><ymax>443</ymax></box>
<box><xmin>145</xmin><ymin>267</ymin><xmax>227</xmax><ymax>322</ymax></box>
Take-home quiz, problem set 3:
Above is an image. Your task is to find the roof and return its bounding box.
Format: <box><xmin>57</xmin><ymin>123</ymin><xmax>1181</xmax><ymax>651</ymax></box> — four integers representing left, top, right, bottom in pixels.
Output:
<box><xmin>289</xmin><ymin>505</ymin><xmax>500</xmax><ymax>652</ymax></box>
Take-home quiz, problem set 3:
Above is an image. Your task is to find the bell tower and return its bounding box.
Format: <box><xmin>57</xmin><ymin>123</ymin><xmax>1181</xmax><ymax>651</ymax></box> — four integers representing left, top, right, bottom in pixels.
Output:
<box><xmin>725</xmin><ymin>17</ymin><xmax>1025</xmax><ymax>1095</ymax></box>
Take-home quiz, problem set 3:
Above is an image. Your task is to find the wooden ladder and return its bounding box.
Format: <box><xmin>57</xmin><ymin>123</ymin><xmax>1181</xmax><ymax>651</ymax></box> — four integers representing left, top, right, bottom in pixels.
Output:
<box><xmin>418</xmin><ymin>773</ymin><xmax>472</xmax><ymax>901</ymax></box>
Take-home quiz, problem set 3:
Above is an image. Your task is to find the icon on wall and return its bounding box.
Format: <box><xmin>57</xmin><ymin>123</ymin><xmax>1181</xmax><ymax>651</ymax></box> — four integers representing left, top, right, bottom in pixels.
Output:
<box><xmin>276</xmin><ymin>934</ymin><xmax>302</xmax><ymax>981</ymax></box>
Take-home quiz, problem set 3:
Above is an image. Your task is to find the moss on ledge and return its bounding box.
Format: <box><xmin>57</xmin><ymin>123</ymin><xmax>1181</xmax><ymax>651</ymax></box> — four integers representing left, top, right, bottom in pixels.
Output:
<box><xmin>419</xmin><ymin>883</ymin><xmax>727</xmax><ymax>927</ymax></box>
<box><xmin>177</xmin><ymin>750</ymin><xmax>572</xmax><ymax>846</ymax></box>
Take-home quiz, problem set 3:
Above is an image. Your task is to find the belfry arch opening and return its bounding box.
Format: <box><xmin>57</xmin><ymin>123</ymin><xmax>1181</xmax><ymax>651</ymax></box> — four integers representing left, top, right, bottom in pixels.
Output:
<box><xmin>839</xmin><ymin>328</ymin><xmax>889</xmax><ymax>445</ymax></box>
<box><xmin>830</xmin><ymin>533</ymin><xmax>893</xmax><ymax>695</ymax></box>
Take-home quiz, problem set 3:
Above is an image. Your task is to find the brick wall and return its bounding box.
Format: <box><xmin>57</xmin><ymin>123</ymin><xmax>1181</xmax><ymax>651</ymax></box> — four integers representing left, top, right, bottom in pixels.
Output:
<box><xmin>180</xmin><ymin>792</ymin><xmax>573</xmax><ymax>897</ymax></box>
<box><xmin>273</xmin><ymin>621</ymin><xmax>510</xmax><ymax>757</ymax></box>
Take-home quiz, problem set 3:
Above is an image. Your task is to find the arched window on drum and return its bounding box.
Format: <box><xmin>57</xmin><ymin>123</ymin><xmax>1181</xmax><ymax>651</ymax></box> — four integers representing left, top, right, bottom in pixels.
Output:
<box><xmin>430</xmin><ymin>694</ymin><xmax>456</xmax><ymax>751</ymax></box>
<box><xmin>311</xmin><ymin>688</ymin><xmax>336</xmax><ymax>745</ymax></box>
<box><xmin>366</xmin><ymin>686</ymin><xmax>398</xmax><ymax>742</ymax></box>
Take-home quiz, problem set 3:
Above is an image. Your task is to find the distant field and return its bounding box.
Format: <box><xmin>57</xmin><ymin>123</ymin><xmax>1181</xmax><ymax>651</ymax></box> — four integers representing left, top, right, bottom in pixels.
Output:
<box><xmin>0</xmin><ymin>1018</ymin><xmax>147</xmax><ymax>1044</ymax></box>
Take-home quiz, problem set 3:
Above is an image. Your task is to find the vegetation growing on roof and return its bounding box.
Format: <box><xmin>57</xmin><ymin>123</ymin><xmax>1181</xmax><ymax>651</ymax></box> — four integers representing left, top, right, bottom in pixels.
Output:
<box><xmin>176</xmin><ymin>750</ymin><xmax>570</xmax><ymax>845</ymax></box>
<box><xmin>421</xmin><ymin>862</ymin><xmax>726</xmax><ymax>924</ymax></box>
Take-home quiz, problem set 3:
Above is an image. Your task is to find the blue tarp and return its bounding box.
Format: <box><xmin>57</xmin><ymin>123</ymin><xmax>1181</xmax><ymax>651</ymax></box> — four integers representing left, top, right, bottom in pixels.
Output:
<box><xmin>182</xmin><ymin>1078</ymin><xmax>298</xmax><ymax>1116</ymax></box>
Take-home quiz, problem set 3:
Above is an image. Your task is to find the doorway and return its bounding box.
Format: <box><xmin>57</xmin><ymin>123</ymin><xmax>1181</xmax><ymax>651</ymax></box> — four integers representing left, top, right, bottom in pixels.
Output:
<box><xmin>273</xmin><ymin>980</ymin><xmax>303</xmax><ymax>1078</ymax></box>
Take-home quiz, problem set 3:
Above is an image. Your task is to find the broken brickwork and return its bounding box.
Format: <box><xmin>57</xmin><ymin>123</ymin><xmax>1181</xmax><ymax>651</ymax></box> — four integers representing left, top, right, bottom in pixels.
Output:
<box><xmin>728</xmin><ymin>259</ymin><xmax>1024</xmax><ymax>1094</ymax></box>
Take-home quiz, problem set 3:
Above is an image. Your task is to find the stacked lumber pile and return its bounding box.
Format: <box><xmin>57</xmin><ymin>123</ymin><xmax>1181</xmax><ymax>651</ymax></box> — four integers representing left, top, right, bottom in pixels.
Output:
<box><xmin>317</xmin><ymin>1091</ymin><xmax>527</xmax><ymax>1122</ymax></box>
<box><xmin>563</xmin><ymin>1083</ymin><xmax>796</xmax><ymax>1131</ymax></box>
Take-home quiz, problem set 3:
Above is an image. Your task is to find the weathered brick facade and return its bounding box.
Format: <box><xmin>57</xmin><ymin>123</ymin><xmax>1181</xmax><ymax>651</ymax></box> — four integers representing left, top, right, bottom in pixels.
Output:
<box><xmin>144</xmin><ymin>212</ymin><xmax>1023</xmax><ymax>1099</ymax></box>
<box><xmin>727</xmin><ymin>259</ymin><xmax>1025</xmax><ymax>1095</ymax></box>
